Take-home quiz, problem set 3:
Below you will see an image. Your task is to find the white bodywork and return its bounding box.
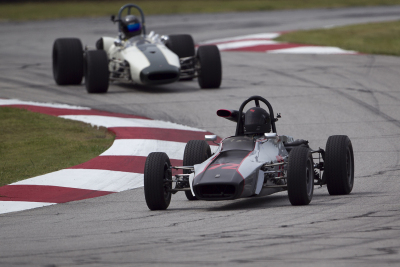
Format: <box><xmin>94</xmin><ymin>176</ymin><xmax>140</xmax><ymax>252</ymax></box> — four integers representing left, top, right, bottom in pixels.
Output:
<box><xmin>101</xmin><ymin>32</ymin><xmax>180</xmax><ymax>85</ymax></box>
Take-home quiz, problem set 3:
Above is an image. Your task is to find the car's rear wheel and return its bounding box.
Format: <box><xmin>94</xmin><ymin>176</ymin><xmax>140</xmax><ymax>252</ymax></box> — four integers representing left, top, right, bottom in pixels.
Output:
<box><xmin>144</xmin><ymin>152</ymin><xmax>172</xmax><ymax>210</ymax></box>
<box><xmin>196</xmin><ymin>45</ymin><xmax>222</xmax><ymax>89</ymax></box>
<box><xmin>166</xmin><ymin>34</ymin><xmax>195</xmax><ymax>58</ymax></box>
<box><xmin>183</xmin><ymin>140</ymin><xmax>211</xmax><ymax>200</ymax></box>
<box><xmin>287</xmin><ymin>146</ymin><xmax>314</xmax><ymax>205</ymax></box>
<box><xmin>166</xmin><ymin>34</ymin><xmax>196</xmax><ymax>81</ymax></box>
<box><xmin>52</xmin><ymin>38</ymin><xmax>83</xmax><ymax>85</ymax></box>
<box><xmin>84</xmin><ymin>50</ymin><xmax>109</xmax><ymax>93</ymax></box>
<box><xmin>325</xmin><ymin>135</ymin><xmax>354</xmax><ymax>195</ymax></box>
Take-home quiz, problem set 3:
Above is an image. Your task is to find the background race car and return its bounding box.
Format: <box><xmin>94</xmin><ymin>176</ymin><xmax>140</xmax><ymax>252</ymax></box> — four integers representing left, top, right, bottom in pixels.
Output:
<box><xmin>52</xmin><ymin>3</ymin><xmax>222</xmax><ymax>93</ymax></box>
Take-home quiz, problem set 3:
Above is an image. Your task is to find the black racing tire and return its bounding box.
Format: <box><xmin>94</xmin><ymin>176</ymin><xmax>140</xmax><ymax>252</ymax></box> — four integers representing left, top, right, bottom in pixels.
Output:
<box><xmin>52</xmin><ymin>38</ymin><xmax>83</xmax><ymax>85</ymax></box>
<box><xmin>84</xmin><ymin>50</ymin><xmax>109</xmax><ymax>93</ymax></box>
<box><xmin>196</xmin><ymin>45</ymin><xmax>222</xmax><ymax>89</ymax></box>
<box><xmin>287</xmin><ymin>146</ymin><xmax>314</xmax><ymax>205</ymax></box>
<box><xmin>325</xmin><ymin>135</ymin><xmax>354</xmax><ymax>195</ymax></box>
<box><xmin>144</xmin><ymin>152</ymin><xmax>172</xmax><ymax>210</ymax></box>
<box><xmin>183</xmin><ymin>140</ymin><xmax>211</xmax><ymax>200</ymax></box>
<box><xmin>166</xmin><ymin>34</ymin><xmax>195</xmax><ymax>58</ymax></box>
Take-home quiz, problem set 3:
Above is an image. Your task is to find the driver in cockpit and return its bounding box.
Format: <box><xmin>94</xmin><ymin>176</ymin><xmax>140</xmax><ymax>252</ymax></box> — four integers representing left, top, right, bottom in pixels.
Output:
<box><xmin>243</xmin><ymin>107</ymin><xmax>272</xmax><ymax>137</ymax></box>
<box><xmin>120</xmin><ymin>15</ymin><xmax>142</xmax><ymax>39</ymax></box>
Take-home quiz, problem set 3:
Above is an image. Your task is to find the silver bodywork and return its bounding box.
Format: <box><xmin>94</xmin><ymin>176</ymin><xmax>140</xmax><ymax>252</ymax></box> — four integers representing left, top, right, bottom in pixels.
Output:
<box><xmin>145</xmin><ymin>96</ymin><xmax>353</xmax><ymax>210</ymax></box>
<box><xmin>189</xmin><ymin>133</ymin><xmax>295</xmax><ymax>199</ymax></box>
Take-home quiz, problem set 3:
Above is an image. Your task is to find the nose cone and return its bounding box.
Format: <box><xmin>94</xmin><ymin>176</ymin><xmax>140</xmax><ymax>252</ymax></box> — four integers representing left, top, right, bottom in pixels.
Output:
<box><xmin>138</xmin><ymin>43</ymin><xmax>180</xmax><ymax>85</ymax></box>
<box><xmin>193</xmin><ymin>166</ymin><xmax>244</xmax><ymax>200</ymax></box>
<box><xmin>140</xmin><ymin>66</ymin><xmax>180</xmax><ymax>85</ymax></box>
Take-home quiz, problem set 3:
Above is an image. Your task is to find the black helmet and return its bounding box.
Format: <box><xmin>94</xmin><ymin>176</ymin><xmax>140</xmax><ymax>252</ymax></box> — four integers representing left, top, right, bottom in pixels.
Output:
<box><xmin>121</xmin><ymin>15</ymin><xmax>142</xmax><ymax>39</ymax></box>
<box><xmin>243</xmin><ymin>107</ymin><xmax>271</xmax><ymax>134</ymax></box>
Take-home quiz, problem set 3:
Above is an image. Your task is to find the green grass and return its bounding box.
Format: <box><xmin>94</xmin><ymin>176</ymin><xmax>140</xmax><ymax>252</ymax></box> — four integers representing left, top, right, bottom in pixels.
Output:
<box><xmin>0</xmin><ymin>107</ymin><xmax>115</xmax><ymax>187</ymax></box>
<box><xmin>275</xmin><ymin>20</ymin><xmax>400</xmax><ymax>56</ymax></box>
<box><xmin>1</xmin><ymin>0</ymin><xmax>400</xmax><ymax>21</ymax></box>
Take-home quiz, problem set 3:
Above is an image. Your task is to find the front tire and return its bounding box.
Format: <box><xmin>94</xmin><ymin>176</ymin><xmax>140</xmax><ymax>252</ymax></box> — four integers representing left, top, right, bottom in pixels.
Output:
<box><xmin>196</xmin><ymin>45</ymin><xmax>222</xmax><ymax>89</ymax></box>
<box><xmin>144</xmin><ymin>152</ymin><xmax>172</xmax><ymax>210</ymax></box>
<box><xmin>84</xmin><ymin>50</ymin><xmax>109</xmax><ymax>93</ymax></box>
<box><xmin>287</xmin><ymin>147</ymin><xmax>314</xmax><ymax>205</ymax></box>
<box><xmin>52</xmin><ymin>38</ymin><xmax>83</xmax><ymax>85</ymax></box>
<box><xmin>325</xmin><ymin>135</ymin><xmax>354</xmax><ymax>195</ymax></box>
<box><xmin>183</xmin><ymin>140</ymin><xmax>211</xmax><ymax>200</ymax></box>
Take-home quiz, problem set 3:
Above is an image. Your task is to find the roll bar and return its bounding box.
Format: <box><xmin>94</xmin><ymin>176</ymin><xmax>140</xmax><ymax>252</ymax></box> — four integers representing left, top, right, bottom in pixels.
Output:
<box><xmin>235</xmin><ymin>95</ymin><xmax>277</xmax><ymax>136</ymax></box>
<box><xmin>117</xmin><ymin>4</ymin><xmax>146</xmax><ymax>38</ymax></box>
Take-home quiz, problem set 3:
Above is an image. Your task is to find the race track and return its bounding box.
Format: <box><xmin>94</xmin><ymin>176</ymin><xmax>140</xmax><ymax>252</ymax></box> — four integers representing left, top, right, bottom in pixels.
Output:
<box><xmin>1</xmin><ymin>6</ymin><xmax>400</xmax><ymax>266</ymax></box>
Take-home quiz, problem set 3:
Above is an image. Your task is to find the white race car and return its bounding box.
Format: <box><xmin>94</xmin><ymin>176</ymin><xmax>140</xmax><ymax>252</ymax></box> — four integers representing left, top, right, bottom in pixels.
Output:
<box><xmin>52</xmin><ymin>3</ymin><xmax>222</xmax><ymax>93</ymax></box>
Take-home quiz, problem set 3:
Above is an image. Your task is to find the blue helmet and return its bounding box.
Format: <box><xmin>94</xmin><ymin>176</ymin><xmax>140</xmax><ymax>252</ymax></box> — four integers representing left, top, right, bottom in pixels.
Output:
<box><xmin>121</xmin><ymin>15</ymin><xmax>142</xmax><ymax>39</ymax></box>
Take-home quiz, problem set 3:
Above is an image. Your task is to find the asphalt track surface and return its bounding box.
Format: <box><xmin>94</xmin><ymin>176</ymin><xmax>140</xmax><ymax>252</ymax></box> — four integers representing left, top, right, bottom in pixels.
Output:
<box><xmin>1</xmin><ymin>6</ymin><xmax>400</xmax><ymax>266</ymax></box>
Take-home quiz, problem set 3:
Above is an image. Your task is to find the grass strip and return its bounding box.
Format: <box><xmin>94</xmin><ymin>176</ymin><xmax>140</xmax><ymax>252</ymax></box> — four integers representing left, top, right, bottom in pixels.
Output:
<box><xmin>1</xmin><ymin>0</ymin><xmax>400</xmax><ymax>21</ymax></box>
<box><xmin>0</xmin><ymin>107</ymin><xmax>115</xmax><ymax>187</ymax></box>
<box><xmin>275</xmin><ymin>20</ymin><xmax>400</xmax><ymax>56</ymax></box>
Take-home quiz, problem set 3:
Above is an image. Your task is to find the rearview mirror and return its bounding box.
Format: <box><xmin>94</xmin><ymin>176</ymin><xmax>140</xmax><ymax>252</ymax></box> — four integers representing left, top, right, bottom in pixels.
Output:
<box><xmin>205</xmin><ymin>135</ymin><xmax>217</xmax><ymax>141</ymax></box>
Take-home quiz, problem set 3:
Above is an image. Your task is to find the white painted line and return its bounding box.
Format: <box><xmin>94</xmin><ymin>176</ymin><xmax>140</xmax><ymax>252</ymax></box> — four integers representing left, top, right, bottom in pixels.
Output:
<box><xmin>201</xmin><ymin>33</ymin><xmax>281</xmax><ymax>44</ymax></box>
<box><xmin>60</xmin><ymin>115</ymin><xmax>206</xmax><ymax>131</ymax></box>
<box><xmin>101</xmin><ymin>139</ymin><xmax>219</xmax><ymax>159</ymax></box>
<box><xmin>0</xmin><ymin>201</ymin><xmax>56</xmax><ymax>215</ymax></box>
<box><xmin>216</xmin><ymin>40</ymin><xmax>279</xmax><ymax>51</ymax></box>
<box><xmin>267</xmin><ymin>46</ymin><xmax>357</xmax><ymax>54</ymax></box>
<box><xmin>13</xmin><ymin>169</ymin><xmax>143</xmax><ymax>192</ymax></box>
<box><xmin>101</xmin><ymin>139</ymin><xmax>187</xmax><ymax>159</ymax></box>
<box><xmin>0</xmin><ymin>99</ymin><xmax>90</xmax><ymax>110</ymax></box>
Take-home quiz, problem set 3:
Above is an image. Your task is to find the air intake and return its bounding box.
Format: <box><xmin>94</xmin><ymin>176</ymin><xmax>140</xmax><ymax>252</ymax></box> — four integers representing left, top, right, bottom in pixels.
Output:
<box><xmin>196</xmin><ymin>184</ymin><xmax>236</xmax><ymax>199</ymax></box>
<box><xmin>148</xmin><ymin>72</ymin><xmax>178</xmax><ymax>81</ymax></box>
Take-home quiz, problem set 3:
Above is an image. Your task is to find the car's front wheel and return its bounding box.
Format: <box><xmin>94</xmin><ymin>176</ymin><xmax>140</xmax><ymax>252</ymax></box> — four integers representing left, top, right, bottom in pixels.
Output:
<box><xmin>84</xmin><ymin>50</ymin><xmax>109</xmax><ymax>93</ymax></box>
<box><xmin>144</xmin><ymin>152</ymin><xmax>172</xmax><ymax>210</ymax></box>
<box><xmin>324</xmin><ymin>135</ymin><xmax>354</xmax><ymax>195</ymax></box>
<box><xmin>196</xmin><ymin>45</ymin><xmax>222</xmax><ymax>89</ymax></box>
<box><xmin>287</xmin><ymin>146</ymin><xmax>314</xmax><ymax>205</ymax></box>
<box><xmin>183</xmin><ymin>140</ymin><xmax>211</xmax><ymax>200</ymax></box>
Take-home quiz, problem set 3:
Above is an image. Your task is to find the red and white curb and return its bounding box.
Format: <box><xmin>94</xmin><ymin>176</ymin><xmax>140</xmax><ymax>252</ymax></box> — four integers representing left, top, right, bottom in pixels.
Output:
<box><xmin>201</xmin><ymin>32</ymin><xmax>357</xmax><ymax>54</ymax></box>
<box><xmin>0</xmin><ymin>99</ymin><xmax>219</xmax><ymax>214</ymax></box>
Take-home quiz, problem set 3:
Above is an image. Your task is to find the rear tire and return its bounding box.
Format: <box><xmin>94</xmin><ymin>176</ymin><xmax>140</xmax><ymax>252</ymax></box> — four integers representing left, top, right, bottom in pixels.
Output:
<box><xmin>144</xmin><ymin>152</ymin><xmax>172</xmax><ymax>210</ymax></box>
<box><xmin>52</xmin><ymin>38</ymin><xmax>83</xmax><ymax>85</ymax></box>
<box><xmin>325</xmin><ymin>135</ymin><xmax>354</xmax><ymax>195</ymax></box>
<box><xmin>287</xmin><ymin>147</ymin><xmax>314</xmax><ymax>205</ymax></box>
<box><xmin>84</xmin><ymin>50</ymin><xmax>109</xmax><ymax>93</ymax></box>
<box><xmin>183</xmin><ymin>140</ymin><xmax>211</xmax><ymax>200</ymax></box>
<box><xmin>196</xmin><ymin>45</ymin><xmax>222</xmax><ymax>89</ymax></box>
<box><xmin>166</xmin><ymin>34</ymin><xmax>195</xmax><ymax>58</ymax></box>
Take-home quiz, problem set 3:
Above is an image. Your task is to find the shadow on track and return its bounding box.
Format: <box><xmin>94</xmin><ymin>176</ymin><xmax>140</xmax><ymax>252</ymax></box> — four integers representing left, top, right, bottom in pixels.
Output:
<box><xmin>206</xmin><ymin>194</ymin><xmax>290</xmax><ymax>211</ymax></box>
<box><xmin>111</xmin><ymin>81</ymin><xmax>200</xmax><ymax>94</ymax></box>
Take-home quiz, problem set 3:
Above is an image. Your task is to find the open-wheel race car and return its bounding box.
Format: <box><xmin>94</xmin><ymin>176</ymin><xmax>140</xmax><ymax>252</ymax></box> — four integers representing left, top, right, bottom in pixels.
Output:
<box><xmin>144</xmin><ymin>95</ymin><xmax>355</xmax><ymax>210</ymax></box>
<box><xmin>52</xmin><ymin>3</ymin><xmax>222</xmax><ymax>93</ymax></box>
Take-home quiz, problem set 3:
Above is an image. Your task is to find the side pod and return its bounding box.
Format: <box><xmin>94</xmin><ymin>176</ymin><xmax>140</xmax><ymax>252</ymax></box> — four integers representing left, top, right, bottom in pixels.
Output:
<box><xmin>217</xmin><ymin>109</ymin><xmax>239</xmax><ymax>123</ymax></box>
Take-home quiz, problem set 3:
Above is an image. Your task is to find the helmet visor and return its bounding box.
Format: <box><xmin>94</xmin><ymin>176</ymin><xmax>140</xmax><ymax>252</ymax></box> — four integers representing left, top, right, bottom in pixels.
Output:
<box><xmin>246</xmin><ymin>109</ymin><xmax>265</xmax><ymax>125</ymax></box>
<box><xmin>127</xmin><ymin>23</ymin><xmax>141</xmax><ymax>32</ymax></box>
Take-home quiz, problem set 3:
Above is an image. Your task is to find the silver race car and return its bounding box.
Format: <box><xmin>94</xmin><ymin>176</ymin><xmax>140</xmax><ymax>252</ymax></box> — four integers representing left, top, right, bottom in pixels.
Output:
<box><xmin>144</xmin><ymin>95</ymin><xmax>355</xmax><ymax>210</ymax></box>
<box><xmin>52</xmin><ymin>3</ymin><xmax>222</xmax><ymax>93</ymax></box>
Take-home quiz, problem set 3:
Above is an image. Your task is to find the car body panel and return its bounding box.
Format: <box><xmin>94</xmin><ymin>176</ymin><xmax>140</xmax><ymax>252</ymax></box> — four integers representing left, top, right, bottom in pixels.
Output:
<box><xmin>105</xmin><ymin>35</ymin><xmax>180</xmax><ymax>85</ymax></box>
<box><xmin>191</xmin><ymin>134</ymin><xmax>293</xmax><ymax>200</ymax></box>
